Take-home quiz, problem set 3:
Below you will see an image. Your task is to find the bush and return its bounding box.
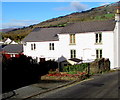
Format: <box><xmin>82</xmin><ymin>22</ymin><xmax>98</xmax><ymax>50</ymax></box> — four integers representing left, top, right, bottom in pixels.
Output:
<box><xmin>2</xmin><ymin>55</ymin><xmax>58</xmax><ymax>93</ymax></box>
<box><xmin>63</xmin><ymin>63</ymin><xmax>89</xmax><ymax>72</ymax></box>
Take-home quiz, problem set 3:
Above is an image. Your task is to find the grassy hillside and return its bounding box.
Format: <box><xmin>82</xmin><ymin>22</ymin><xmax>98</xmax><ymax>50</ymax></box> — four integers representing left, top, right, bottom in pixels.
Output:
<box><xmin>2</xmin><ymin>1</ymin><xmax>119</xmax><ymax>42</ymax></box>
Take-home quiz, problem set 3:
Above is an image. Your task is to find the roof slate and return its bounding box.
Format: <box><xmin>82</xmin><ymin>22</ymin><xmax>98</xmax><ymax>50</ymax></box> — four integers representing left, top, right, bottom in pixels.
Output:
<box><xmin>61</xmin><ymin>20</ymin><xmax>115</xmax><ymax>34</ymax></box>
<box><xmin>22</xmin><ymin>27</ymin><xmax>63</xmax><ymax>42</ymax></box>
<box><xmin>3</xmin><ymin>44</ymin><xmax>23</xmax><ymax>53</ymax></box>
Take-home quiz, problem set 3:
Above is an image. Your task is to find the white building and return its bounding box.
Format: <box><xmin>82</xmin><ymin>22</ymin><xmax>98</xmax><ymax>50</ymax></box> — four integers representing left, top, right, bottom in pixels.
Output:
<box><xmin>22</xmin><ymin>9</ymin><xmax>120</xmax><ymax>69</ymax></box>
<box><xmin>2</xmin><ymin>38</ymin><xmax>18</xmax><ymax>44</ymax></box>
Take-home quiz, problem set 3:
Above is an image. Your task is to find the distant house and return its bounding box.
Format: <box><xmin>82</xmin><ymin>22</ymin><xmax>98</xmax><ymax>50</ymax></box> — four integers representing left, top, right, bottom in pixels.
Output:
<box><xmin>2</xmin><ymin>44</ymin><xmax>23</xmax><ymax>59</ymax></box>
<box><xmin>2</xmin><ymin>38</ymin><xmax>18</xmax><ymax>45</ymax></box>
<box><xmin>2</xmin><ymin>38</ymin><xmax>12</xmax><ymax>44</ymax></box>
<box><xmin>22</xmin><ymin>9</ymin><xmax>120</xmax><ymax>69</ymax></box>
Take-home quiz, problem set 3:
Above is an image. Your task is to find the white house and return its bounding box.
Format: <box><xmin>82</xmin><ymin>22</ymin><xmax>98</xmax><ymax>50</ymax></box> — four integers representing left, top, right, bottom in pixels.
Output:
<box><xmin>2</xmin><ymin>38</ymin><xmax>18</xmax><ymax>44</ymax></box>
<box><xmin>2</xmin><ymin>38</ymin><xmax>12</xmax><ymax>44</ymax></box>
<box><xmin>22</xmin><ymin>9</ymin><xmax>120</xmax><ymax>69</ymax></box>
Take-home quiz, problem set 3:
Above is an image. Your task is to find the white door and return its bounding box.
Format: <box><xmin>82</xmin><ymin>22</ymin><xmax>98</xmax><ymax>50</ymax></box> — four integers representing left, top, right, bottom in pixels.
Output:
<box><xmin>83</xmin><ymin>48</ymin><xmax>92</xmax><ymax>60</ymax></box>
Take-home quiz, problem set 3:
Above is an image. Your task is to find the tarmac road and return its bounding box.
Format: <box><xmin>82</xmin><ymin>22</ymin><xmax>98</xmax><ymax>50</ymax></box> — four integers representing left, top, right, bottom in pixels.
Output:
<box><xmin>33</xmin><ymin>71</ymin><xmax>120</xmax><ymax>99</ymax></box>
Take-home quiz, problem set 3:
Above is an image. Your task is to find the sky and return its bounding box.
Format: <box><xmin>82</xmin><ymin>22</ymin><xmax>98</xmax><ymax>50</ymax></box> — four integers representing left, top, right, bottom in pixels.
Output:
<box><xmin>0</xmin><ymin>0</ymin><xmax>119</xmax><ymax>29</ymax></box>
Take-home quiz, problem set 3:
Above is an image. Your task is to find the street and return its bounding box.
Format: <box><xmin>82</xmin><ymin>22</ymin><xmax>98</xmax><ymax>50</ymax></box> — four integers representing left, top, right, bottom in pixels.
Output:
<box><xmin>33</xmin><ymin>71</ymin><xmax>120</xmax><ymax>99</ymax></box>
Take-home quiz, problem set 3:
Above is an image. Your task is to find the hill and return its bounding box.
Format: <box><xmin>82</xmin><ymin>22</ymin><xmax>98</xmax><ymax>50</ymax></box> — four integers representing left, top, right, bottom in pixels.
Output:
<box><xmin>0</xmin><ymin>28</ymin><xmax>17</xmax><ymax>33</ymax></box>
<box><xmin>2</xmin><ymin>1</ymin><xmax>120</xmax><ymax>42</ymax></box>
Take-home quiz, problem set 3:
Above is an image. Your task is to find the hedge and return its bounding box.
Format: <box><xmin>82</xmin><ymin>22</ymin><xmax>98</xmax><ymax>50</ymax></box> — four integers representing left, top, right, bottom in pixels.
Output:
<box><xmin>63</xmin><ymin>63</ymin><xmax>89</xmax><ymax>72</ymax></box>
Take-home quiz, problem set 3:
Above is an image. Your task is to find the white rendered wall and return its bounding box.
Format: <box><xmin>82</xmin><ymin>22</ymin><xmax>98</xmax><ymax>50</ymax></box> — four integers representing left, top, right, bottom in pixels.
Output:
<box><xmin>23</xmin><ymin>31</ymin><xmax>114</xmax><ymax>68</ymax></box>
<box><xmin>114</xmin><ymin>20</ymin><xmax>120</xmax><ymax>68</ymax></box>
<box><xmin>58</xmin><ymin>31</ymin><xmax>114</xmax><ymax>68</ymax></box>
<box><xmin>23</xmin><ymin>41</ymin><xmax>60</xmax><ymax>62</ymax></box>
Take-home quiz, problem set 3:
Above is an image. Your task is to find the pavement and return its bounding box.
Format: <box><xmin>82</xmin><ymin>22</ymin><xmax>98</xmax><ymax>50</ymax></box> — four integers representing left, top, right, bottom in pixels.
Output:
<box><xmin>2</xmin><ymin>80</ymin><xmax>76</xmax><ymax>100</ymax></box>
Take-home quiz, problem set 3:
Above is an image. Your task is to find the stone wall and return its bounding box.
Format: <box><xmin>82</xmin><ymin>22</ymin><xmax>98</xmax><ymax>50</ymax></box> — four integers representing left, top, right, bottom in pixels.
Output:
<box><xmin>90</xmin><ymin>58</ymin><xmax>110</xmax><ymax>73</ymax></box>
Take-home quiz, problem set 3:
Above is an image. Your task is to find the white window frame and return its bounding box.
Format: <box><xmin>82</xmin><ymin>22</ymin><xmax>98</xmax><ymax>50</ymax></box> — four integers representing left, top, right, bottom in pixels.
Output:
<box><xmin>95</xmin><ymin>32</ymin><xmax>102</xmax><ymax>44</ymax></box>
<box><xmin>70</xmin><ymin>49</ymin><xmax>76</xmax><ymax>58</ymax></box>
<box><xmin>49</xmin><ymin>43</ymin><xmax>54</xmax><ymax>50</ymax></box>
<box><xmin>70</xmin><ymin>34</ymin><xmax>76</xmax><ymax>45</ymax></box>
<box><xmin>31</xmin><ymin>43</ymin><xmax>36</xmax><ymax>50</ymax></box>
<box><xmin>96</xmin><ymin>49</ymin><xmax>102</xmax><ymax>59</ymax></box>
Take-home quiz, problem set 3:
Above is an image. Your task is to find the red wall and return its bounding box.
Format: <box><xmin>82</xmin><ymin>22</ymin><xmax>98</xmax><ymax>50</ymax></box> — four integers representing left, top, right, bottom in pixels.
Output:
<box><xmin>4</xmin><ymin>53</ymin><xmax>22</xmax><ymax>59</ymax></box>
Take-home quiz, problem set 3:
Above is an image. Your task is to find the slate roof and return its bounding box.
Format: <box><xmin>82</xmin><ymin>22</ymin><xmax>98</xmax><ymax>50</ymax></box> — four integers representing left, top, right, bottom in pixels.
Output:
<box><xmin>3</xmin><ymin>44</ymin><xmax>23</xmax><ymax>53</ymax></box>
<box><xmin>61</xmin><ymin>20</ymin><xmax>115</xmax><ymax>34</ymax></box>
<box><xmin>22</xmin><ymin>20</ymin><xmax>115</xmax><ymax>42</ymax></box>
<box><xmin>22</xmin><ymin>27</ymin><xmax>63</xmax><ymax>42</ymax></box>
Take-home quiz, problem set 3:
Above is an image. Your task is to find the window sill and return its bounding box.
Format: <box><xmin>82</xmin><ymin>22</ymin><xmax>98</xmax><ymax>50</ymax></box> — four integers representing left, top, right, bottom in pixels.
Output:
<box><xmin>94</xmin><ymin>43</ymin><xmax>103</xmax><ymax>45</ymax></box>
<box><xmin>69</xmin><ymin>43</ymin><xmax>76</xmax><ymax>45</ymax></box>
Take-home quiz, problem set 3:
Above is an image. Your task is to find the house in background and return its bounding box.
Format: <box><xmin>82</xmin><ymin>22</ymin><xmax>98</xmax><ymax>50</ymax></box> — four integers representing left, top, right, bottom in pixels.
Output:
<box><xmin>22</xmin><ymin>9</ymin><xmax>120</xmax><ymax>69</ymax></box>
<box><xmin>2</xmin><ymin>44</ymin><xmax>23</xmax><ymax>59</ymax></box>
<box><xmin>2</xmin><ymin>38</ymin><xmax>12</xmax><ymax>44</ymax></box>
<box><xmin>2</xmin><ymin>38</ymin><xmax>18</xmax><ymax>45</ymax></box>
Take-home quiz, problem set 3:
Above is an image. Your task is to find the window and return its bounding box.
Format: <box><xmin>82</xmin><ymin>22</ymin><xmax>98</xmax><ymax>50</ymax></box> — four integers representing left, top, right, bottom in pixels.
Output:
<box><xmin>11</xmin><ymin>54</ymin><xmax>15</xmax><ymax>57</ymax></box>
<box><xmin>34</xmin><ymin>43</ymin><xmax>36</xmax><ymax>50</ymax></box>
<box><xmin>31</xmin><ymin>44</ymin><xmax>33</xmax><ymax>50</ymax></box>
<box><xmin>70</xmin><ymin>50</ymin><xmax>76</xmax><ymax>58</ymax></box>
<box><xmin>96</xmin><ymin>49</ymin><xmax>102</xmax><ymax>59</ymax></box>
<box><xmin>31</xmin><ymin>43</ymin><xmax>36</xmax><ymax>50</ymax></box>
<box><xmin>70</xmin><ymin>34</ymin><xmax>76</xmax><ymax>44</ymax></box>
<box><xmin>49</xmin><ymin>43</ymin><xmax>54</xmax><ymax>50</ymax></box>
<box><xmin>95</xmin><ymin>32</ymin><xmax>102</xmax><ymax>44</ymax></box>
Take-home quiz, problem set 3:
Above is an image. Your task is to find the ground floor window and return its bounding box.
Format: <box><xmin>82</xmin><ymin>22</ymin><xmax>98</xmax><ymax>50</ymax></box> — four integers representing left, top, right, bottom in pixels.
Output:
<box><xmin>96</xmin><ymin>49</ymin><xmax>102</xmax><ymax>59</ymax></box>
<box><xmin>70</xmin><ymin>49</ymin><xmax>76</xmax><ymax>58</ymax></box>
<box><xmin>31</xmin><ymin>43</ymin><xmax>36</xmax><ymax>50</ymax></box>
<box><xmin>11</xmin><ymin>54</ymin><xmax>15</xmax><ymax>57</ymax></box>
<box><xmin>49</xmin><ymin>43</ymin><xmax>54</xmax><ymax>50</ymax></box>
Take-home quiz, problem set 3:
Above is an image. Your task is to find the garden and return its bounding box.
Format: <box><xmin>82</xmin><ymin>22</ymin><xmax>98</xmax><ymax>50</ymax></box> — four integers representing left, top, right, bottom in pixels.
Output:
<box><xmin>41</xmin><ymin>63</ymin><xmax>90</xmax><ymax>81</ymax></box>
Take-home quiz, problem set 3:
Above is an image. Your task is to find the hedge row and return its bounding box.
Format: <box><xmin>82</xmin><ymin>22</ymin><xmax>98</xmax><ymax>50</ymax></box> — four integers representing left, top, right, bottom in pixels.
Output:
<box><xmin>63</xmin><ymin>63</ymin><xmax>89</xmax><ymax>72</ymax></box>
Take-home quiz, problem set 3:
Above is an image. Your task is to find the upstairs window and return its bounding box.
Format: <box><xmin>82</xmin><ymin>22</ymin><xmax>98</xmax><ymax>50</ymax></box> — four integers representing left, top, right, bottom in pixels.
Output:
<box><xmin>31</xmin><ymin>43</ymin><xmax>36</xmax><ymax>50</ymax></box>
<box><xmin>70</xmin><ymin>34</ymin><xmax>76</xmax><ymax>45</ymax></box>
<box><xmin>31</xmin><ymin>44</ymin><xmax>33</xmax><ymax>50</ymax></box>
<box><xmin>95</xmin><ymin>32</ymin><xmax>102</xmax><ymax>44</ymax></box>
<box><xmin>96</xmin><ymin>49</ymin><xmax>102</xmax><ymax>59</ymax></box>
<box><xmin>70</xmin><ymin>49</ymin><xmax>76</xmax><ymax>58</ymax></box>
<box><xmin>34</xmin><ymin>43</ymin><xmax>36</xmax><ymax>50</ymax></box>
<box><xmin>49</xmin><ymin>43</ymin><xmax>54</xmax><ymax>50</ymax></box>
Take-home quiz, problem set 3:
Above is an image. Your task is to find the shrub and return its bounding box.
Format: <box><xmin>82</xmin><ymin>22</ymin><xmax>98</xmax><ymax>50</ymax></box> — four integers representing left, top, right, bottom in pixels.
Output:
<box><xmin>2</xmin><ymin>55</ymin><xmax>58</xmax><ymax>93</ymax></box>
<box><xmin>63</xmin><ymin>63</ymin><xmax>89</xmax><ymax>72</ymax></box>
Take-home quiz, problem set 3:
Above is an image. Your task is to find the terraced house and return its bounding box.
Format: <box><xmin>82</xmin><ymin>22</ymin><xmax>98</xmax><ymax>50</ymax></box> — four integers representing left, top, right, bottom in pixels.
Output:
<box><xmin>22</xmin><ymin>9</ymin><xmax>120</xmax><ymax>69</ymax></box>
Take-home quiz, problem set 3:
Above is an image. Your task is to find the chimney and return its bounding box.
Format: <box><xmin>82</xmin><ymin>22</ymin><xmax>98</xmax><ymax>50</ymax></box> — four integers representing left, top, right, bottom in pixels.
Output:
<box><xmin>114</xmin><ymin>7</ymin><xmax>120</xmax><ymax>68</ymax></box>
<box><xmin>115</xmin><ymin>8</ymin><xmax>120</xmax><ymax>21</ymax></box>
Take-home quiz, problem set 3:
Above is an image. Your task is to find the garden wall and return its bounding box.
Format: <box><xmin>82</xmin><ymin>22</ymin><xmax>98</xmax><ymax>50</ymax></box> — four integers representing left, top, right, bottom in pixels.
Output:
<box><xmin>89</xmin><ymin>58</ymin><xmax>110</xmax><ymax>73</ymax></box>
<box><xmin>62</xmin><ymin>58</ymin><xmax>110</xmax><ymax>74</ymax></box>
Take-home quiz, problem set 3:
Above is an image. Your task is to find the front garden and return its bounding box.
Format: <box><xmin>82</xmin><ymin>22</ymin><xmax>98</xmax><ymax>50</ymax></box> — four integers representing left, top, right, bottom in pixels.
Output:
<box><xmin>41</xmin><ymin>63</ymin><xmax>90</xmax><ymax>81</ymax></box>
<box><xmin>41</xmin><ymin>58</ymin><xmax>110</xmax><ymax>81</ymax></box>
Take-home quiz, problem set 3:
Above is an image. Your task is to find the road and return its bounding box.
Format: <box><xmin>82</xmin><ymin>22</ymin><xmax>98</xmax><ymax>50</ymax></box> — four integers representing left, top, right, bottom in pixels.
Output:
<box><xmin>33</xmin><ymin>71</ymin><xmax>120</xmax><ymax>99</ymax></box>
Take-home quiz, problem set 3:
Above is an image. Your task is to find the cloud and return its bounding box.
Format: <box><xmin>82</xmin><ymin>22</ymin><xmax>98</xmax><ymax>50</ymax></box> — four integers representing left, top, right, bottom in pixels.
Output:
<box><xmin>2</xmin><ymin>19</ymin><xmax>40</xmax><ymax>29</ymax></box>
<box><xmin>70</xmin><ymin>2</ymin><xmax>88</xmax><ymax>11</ymax></box>
<box><xmin>55</xmin><ymin>2</ymin><xmax>88</xmax><ymax>12</ymax></box>
<box><xmin>100</xmin><ymin>2</ymin><xmax>110</xmax><ymax>6</ymax></box>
